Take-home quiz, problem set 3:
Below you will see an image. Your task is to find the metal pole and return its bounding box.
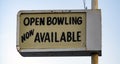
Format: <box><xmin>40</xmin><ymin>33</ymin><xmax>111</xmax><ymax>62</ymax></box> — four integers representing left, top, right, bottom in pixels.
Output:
<box><xmin>91</xmin><ymin>0</ymin><xmax>99</xmax><ymax>64</ymax></box>
<box><xmin>92</xmin><ymin>0</ymin><xmax>98</xmax><ymax>9</ymax></box>
<box><xmin>92</xmin><ymin>53</ymin><xmax>98</xmax><ymax>64</ymax></box>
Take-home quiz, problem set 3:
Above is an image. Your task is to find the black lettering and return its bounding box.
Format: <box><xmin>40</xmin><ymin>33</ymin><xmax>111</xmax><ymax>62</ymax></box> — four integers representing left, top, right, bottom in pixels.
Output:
<box><xmin>77</xmin><ymin>31</ymin><xmax>81</xmax><ymax>41</ymax></box>
<box><xmin>60</xmin><ymin>32</ymin><xmax>66</xmax><ymax>42</ymax></box>
<box><xmin>26</xmin><ymin>32</ymin><xmax>29</xmax><ymax>39</ymax></box>
<box><xmin>78</xmin><ymin>17</ymin><xmax>82</xmax><ymax>25</ymax></box>
<box><xmin>72</xmin><ymin>17</ymin><xmax>78</xmax><ymax>25</ymax></box>
<box><xmin>45</xmin><ymin>32</ymin><xmax>50</xmax><ymax>42</ymax></box>
<box><xmin>21</xmin><ymin>29</ymin><xmax>34</xmax><ymax>43</ymax></box>
<box><xmin>52</xmin><ymin>17</ymin><xmax>57</xmax><ymax>25</ymax></box>
<box><xmin>23</xmin><ymin>17</ymin><xmax>29</xmax><ymax>26</ymax></box>
<box><xmin>39</xmin><ymin>17</ymin><xmax>45</xmax><ymax>25</ymax></box>
<box><xmin>57</xmin><ymin>17</ymin><xmax>65</xmax><ymax>25</ymax></box>
<box><xmin>65</xmin><ymin>17</ymin><xmax>68</xmax><ymax>25</ymax></box>
<box><xmin>72</xmin><ymin>32</ymin><xmax>76</xmax><ymax>42</ymax></box>
<box><xmin>47</xmin><ymin>17</ymin><xmax>51</xmax><ymax>25</ymax></box>
<box><xmin>55</xmin><ymin>32</ymin><xmax>59</xmax><ymax>42</ymax></box>
<box><xmin>29</xmin><ymin>29</ymin><xmax>34</xmax><ymax>36</ymax></box>
<box><xmin>30</xmin><ymin>17</ymin><xmax>35</xmax><ymax>25</ymax></box>
<box><xmin>51</xmin><ymin>32</ymin><xmax>53</xmax><ymax>42</ymax></box>
<box><xmin>67</xmin><ymin>32</ymin><xmax>72</xmax><ymax>42</ymax></box>
<box><xmin>69</xmin><ymin>17</ymin><xmax>72</xmax><ymax>25</ymax></box>
<box><xmin>40</xmin><ymin>32</ymin><xmax>45</xmax><ymax>42</ymax></box>
<box><xmin>35</xmin><ymin>17</ymin><xmax>39</xmax><ymax>25</ymax></box>
<box><xmin>34</xmin><ymin>32</ymin><xmax>40</xmax><ymax>42</ymax></box>
<box><xmin>21</xmin><ymin>34</ymin><xmax>25</xmax><ymax>43</ymax></box>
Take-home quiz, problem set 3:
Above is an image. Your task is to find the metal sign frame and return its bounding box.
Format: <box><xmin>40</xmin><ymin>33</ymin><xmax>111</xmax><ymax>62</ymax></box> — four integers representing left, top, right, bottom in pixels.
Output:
<box><xmin>17</xmin><ymin>9</ymin><xmax>101</xmax><ymax>56</ymax></box>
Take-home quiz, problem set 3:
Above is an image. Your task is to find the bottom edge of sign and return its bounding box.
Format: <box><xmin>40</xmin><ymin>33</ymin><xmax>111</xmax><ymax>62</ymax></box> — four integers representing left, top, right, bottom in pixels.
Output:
<box><xmin>19</xmin><ymin>51</ymin><xmax>101</xmax><ymax>57</ymax></box>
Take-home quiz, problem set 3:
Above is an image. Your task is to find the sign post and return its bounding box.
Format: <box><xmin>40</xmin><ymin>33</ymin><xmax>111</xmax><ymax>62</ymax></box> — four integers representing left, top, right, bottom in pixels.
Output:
<box><xmin>92</xmin><ymin>53</ymin><xmax>98</xmax><ymax>64</ymax></box>
<box><xmin>92</xmin><ymin>0</ymin><xmax>98</xmax><ymax>9</ymax></box>
<box><xmin>91</xmin><ymin>0</ymin><xmax>99</xmax><ymax>64</ymax></box>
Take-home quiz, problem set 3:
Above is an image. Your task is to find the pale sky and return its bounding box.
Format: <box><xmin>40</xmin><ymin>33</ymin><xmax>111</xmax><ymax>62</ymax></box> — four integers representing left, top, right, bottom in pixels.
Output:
<box><xmin>0</xmin><ymin>0</ymin><xmax>120</xmax><ymax>64</ymax></box>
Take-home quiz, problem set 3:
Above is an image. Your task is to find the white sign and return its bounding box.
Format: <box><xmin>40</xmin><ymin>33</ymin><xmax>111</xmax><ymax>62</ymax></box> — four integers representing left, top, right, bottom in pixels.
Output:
<box><xmin>17</xmin><ymin>10</ymin><xmax>101</xmax><ymax>56</ymax></box>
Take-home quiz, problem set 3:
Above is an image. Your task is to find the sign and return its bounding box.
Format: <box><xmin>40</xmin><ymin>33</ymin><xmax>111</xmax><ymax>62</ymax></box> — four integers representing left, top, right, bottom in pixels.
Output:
<box><xmin>17</xmin><ymin>10</ymin><xmax>101</xmax><ymax>56</ymax></box>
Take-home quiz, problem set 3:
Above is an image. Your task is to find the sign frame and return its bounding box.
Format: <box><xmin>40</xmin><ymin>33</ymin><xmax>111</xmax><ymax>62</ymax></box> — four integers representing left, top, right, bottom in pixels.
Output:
<box><xmin>17</xmin><ymin>9</ymin><xmax>101</xmax><ymax>56</ymax></box>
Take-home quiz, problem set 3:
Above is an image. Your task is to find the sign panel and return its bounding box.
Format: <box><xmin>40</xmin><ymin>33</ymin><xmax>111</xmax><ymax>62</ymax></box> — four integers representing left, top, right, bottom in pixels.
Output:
<box><xmin>17</xmin><ymin>10</ymin><xmax>101</xmax><ymax>56</ymax></box>
<box><xmin>20</xmin><ymin>12</ymin><xmax>86</xmax><ymax>49</ymax></box>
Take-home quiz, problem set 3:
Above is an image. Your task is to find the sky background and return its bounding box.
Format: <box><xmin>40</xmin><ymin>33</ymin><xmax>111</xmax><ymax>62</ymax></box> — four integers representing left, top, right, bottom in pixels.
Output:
<box><xmin>0</xmin><ymin>0</ymin><xmax>120</xmax><ymax>64</ymax></box>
